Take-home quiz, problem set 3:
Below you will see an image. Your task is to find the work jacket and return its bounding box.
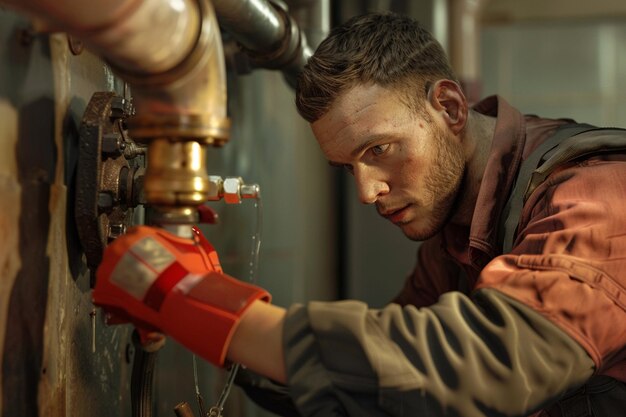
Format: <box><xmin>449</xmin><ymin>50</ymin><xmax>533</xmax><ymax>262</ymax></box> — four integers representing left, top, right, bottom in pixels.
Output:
<box><xmin>282</xmin><ymin>96</ymin><xmax>626</xmax><ymax>416</ymax></box>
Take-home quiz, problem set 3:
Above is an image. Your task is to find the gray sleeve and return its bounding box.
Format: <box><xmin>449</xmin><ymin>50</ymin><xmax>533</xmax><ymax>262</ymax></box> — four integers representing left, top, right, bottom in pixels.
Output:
<box><xmin>283</xmin><ymin>289</ymin><xmax>595</xmax><ymax>417</ymax></box>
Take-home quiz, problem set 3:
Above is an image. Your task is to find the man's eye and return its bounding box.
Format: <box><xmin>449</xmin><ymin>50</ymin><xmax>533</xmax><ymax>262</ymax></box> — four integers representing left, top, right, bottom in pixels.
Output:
<box><xmin>371</xmin><ymin>144</ymin><xmax>390</xmax><ymax>156</ymax></box>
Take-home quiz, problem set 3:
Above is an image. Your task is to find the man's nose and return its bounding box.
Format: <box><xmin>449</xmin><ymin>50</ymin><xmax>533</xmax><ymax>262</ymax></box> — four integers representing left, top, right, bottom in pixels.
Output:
<box><xmin>354</xmin><ymin>167</ymin><xmax>389</xmax><ymax>204</ymax></box>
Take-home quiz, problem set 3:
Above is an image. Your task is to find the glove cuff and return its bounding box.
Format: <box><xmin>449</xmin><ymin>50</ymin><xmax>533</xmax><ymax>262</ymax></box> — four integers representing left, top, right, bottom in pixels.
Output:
<box><xmin>161</xmin><ymin>272</ymin><xmax>270</xmax><ymax>366</ymax></box>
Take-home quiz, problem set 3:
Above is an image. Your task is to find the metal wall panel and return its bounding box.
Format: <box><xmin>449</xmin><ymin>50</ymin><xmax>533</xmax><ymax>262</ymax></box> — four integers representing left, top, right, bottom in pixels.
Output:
<box><xmin>0</xmin><ymin>6</ymin><xmax>336</xmax><ymax>417</ymax></box>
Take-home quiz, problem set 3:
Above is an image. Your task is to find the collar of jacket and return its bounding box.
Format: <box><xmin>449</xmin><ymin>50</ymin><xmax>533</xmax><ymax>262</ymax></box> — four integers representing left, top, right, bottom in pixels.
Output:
<box><xmin>441</xmin><ymin>95</ymin><xmax>527</xmax><ymax>281</ymax></box>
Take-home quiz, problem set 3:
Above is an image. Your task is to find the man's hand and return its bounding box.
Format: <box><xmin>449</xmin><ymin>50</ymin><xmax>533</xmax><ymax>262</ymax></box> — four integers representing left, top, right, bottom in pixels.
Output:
<box><xmin>92</xmin><ymin>225</ymin><xmax>271</xmax><ymax>366</ymax></box>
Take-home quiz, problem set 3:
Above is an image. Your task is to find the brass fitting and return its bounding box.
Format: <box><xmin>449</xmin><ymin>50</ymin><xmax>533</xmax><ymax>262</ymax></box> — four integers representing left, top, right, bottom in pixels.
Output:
<box><xmin>113</xmin><ymin>0</ymin><xmax>231</xmax><ymax>225</ymax></box>
<box><xmin>207</xmin><ymin>176</ymin><xmax>260</xmax><ymax>204</ymax></box>
<box><xmin>143</xmin><ymin>139</ymin><xmax>209</xmax><ymax>207</ymax></box>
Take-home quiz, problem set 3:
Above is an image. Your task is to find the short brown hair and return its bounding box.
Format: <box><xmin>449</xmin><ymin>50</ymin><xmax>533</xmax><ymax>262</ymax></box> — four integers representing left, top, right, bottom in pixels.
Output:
<box><xmin>296</xmin><ymin>12</ymin><xmax>457</xmax><ymax>123</ymax></box>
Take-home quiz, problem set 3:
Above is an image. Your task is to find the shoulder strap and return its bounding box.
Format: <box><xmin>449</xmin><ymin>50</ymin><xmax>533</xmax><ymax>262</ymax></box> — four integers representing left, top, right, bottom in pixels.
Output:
<box><xmin>500</xmin><ymin>123</ymin><xmax>626</xmax><ymax>253</ymax></box>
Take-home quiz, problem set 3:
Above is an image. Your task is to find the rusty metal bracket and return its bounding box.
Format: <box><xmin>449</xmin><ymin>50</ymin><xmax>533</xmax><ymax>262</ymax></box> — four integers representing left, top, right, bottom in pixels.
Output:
<box><xmin>75</xmin><ymin>91</ymin><xmax>146</xmax><ymax>283</ymax></box>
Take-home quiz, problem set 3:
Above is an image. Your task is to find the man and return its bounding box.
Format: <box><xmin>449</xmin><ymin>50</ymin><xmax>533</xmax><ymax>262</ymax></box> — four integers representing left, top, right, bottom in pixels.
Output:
<box><xmin>94</xmin><ymin>12</ymin><xmax>626</xmax><ymax>416</ymax></box>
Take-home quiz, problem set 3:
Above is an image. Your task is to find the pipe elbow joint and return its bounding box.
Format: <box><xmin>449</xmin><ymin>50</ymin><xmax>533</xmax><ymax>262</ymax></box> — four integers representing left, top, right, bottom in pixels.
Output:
<box><xmin>111</xmin><ymin>0</ymin><xmax>230</xmax><ymax>146</ymax></box>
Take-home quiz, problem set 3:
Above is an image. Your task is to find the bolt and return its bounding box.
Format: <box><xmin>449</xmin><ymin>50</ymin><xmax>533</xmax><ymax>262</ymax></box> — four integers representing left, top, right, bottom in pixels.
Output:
<box><xmin>123</xmin><ymin>142</ymin><xmax>146</xmax><ymax>159</ymax></box>
<box><xmin>101</xmin><ymin>132</ymin><xmax>123</xmax><ymax>155</ymax></box>
<box><xmin>97</xmin><ymin>192</ymin><xmax>114</xmax><ymax>210</ymax></box>
<box><xmin>110</xmin><ymin>97</ymin><xmax>126</xmax><ymax>119</ymax></box>
<box><xmin>108</xmin><ymin>223</ymin><xmax>127</xmax><ymax>239</ymax></box>
<box><xmin>223</xmin><ymin>177</ymin><xmax>242</xmax><ymax>204</ymax></box>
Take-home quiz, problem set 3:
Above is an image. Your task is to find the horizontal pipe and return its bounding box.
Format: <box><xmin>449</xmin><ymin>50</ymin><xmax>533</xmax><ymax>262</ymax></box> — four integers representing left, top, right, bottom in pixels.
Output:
<box><xmin>2</xmin><ymin>0</ymin><xmax>228</xmax><ymax>133</ymax></box>
<box><xmin>2</xmin><ymin>0</ymin><xmax>200</xmax><ymax>75</ymax></box>
<box><xmin>2</xmin><ymin>0</ymin><xmax>231</xmax><ymax>219</ymax></box>
<box><xmin>215</xmin><ymin>0</ymin><xmax>329</xmax><ymax>87</ymax></box>
<box><xmin>212</xmin><ymin>0</ymin><xmax>285</xmax><ymax>54</ymax></box>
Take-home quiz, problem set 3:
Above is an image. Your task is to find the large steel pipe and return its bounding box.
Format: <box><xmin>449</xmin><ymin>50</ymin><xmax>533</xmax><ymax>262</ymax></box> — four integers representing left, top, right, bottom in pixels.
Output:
<box><xmin>213</xmin><ymin>0</ymin><xmax>285</xmax><ymax>54</ymax></box>
<box><xmin>214</xmin><ymin>0</ymin><xmax>308</xmax><ymax>76</ymax></box>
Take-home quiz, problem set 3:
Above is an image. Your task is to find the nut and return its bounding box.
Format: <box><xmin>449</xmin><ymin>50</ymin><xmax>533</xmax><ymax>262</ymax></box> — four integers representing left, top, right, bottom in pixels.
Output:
<box><xmin>207</xmin><ymin>176</ymin><xmax>223</xmax><ymax>201</ymax></box>
<box><xmin>223</xmin><ymin>177</ymin><xmax>242</xmax><ymax>204</ymax></box>
<box><xmin>241</xmin><ymin>184</ymin><xmax>260</xmax><ymax>200</ymax></box>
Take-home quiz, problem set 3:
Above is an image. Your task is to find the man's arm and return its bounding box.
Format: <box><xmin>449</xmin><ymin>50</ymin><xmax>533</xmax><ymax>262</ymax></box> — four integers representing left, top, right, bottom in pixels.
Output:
<box><xmin>94</xmin><ymin>224</ymin><xmax>599</xmax><ymax>417</ymax></box>
<box><xmin>274</xmin><ymin>158</ymin><xmax>626</xmax><ymax>416</ymax></box>
<box><xmin>94</xmin><ymin>226</ymin><xmax>595</xmax><ymax>417</ymax></box>
<box><xmin>96</xmin><ymin>159</ymin><xmax>626</xmax><ymax>416</ymax></box>
<box><xmin>229</xmin><ymin>301</ymin><xmax>287</xmax><ymax>383</ymax></box>
<box><xmin>279</xmin><ymin>288</ymin><xmax>594</xmax><ymax>416</ymax></box>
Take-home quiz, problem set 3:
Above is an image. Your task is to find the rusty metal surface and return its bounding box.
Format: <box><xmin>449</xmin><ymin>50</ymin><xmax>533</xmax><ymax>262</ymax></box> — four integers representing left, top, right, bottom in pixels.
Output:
<box><xmin>57</xmin><ymin>52</ymin><xmax>139</xmax><ymax>417</ymax></box>
<box><xmin>0</xmin><ymin>9</ymin><xmax>135</xmax><ymax>417</ymax></box>
<box><xmin>74</xmin><ymin>91</ymin><xmax>144</xmax><ymax>277</ymax></box>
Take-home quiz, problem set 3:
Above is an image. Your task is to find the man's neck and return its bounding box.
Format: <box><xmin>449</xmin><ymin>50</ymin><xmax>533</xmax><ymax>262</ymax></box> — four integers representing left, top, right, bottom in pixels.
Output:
<box><xmin>449</xmin><ymin>109</ymin><xmax>497</xmax><ymax>227</ymax></box>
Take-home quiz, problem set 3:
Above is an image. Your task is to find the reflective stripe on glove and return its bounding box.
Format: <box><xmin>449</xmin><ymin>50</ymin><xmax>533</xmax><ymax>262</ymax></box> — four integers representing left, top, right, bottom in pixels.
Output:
<box><xmin>93</xmin><ymin>225</ymin><xmax>271</xmax><ymax>366</ymax></box>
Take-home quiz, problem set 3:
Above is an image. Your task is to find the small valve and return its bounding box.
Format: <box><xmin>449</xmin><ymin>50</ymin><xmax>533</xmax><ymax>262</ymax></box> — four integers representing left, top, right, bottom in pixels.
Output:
<box><xmin>207</xmin><ymin>176</ymin><xmax>260</xmax><ymax>204</ymax></box>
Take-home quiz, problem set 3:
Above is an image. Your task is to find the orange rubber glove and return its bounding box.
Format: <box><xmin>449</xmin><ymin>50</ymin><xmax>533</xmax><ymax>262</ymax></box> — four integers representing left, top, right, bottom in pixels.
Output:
<box><xmin>93</xmin><ymin>225</ymin><xmax>271</xmax><ymax>366</ymax></box>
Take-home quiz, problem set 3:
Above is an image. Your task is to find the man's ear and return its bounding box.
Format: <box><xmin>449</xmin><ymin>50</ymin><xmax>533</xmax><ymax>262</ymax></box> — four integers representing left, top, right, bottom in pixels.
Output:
<box><xmin>427</xmin><ymin>79</ymin><xmax>468</xmax><ymax>135</ymax></box>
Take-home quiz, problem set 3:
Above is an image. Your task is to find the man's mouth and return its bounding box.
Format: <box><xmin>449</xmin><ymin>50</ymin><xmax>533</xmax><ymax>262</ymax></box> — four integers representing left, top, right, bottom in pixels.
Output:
<box><xmin>380</xmin><ymin>204</ymin><xmax>411</xmax><ymax>224</ymax></box>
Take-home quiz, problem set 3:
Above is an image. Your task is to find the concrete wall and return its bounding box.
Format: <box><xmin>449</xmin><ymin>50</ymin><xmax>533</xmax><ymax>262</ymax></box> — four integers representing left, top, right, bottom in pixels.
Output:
<box><xmin>481</xmin><ymin>19</ymin><xmax>626</xmax><ymax>127</ymax></box>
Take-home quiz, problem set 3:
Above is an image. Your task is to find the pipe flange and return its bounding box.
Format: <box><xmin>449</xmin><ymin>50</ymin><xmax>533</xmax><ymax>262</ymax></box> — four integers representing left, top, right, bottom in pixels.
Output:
<box><xmin>127</xmin><ymin>114</ymin><xmax>231</xmax><ymax>146</ymax></box>
<box><xmin>75</xmin><ymin>92</ymin><xmax>145</xmax><ymax>276</ymax></box>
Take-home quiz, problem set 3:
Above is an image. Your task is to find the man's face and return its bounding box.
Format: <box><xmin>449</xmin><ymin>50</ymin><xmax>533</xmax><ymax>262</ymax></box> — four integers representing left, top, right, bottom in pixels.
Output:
<box><xmin>312</xmin><ymin>83</ymin><xmax>465</xmax><ymax>241</ymax></box>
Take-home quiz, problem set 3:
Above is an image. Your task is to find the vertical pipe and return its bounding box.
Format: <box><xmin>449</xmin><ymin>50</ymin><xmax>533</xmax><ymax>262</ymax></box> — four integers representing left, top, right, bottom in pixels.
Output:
<box><xmin>448</xmin><ymin>0</ymin><xmax>486</xmax><ymax>103</ymax></box>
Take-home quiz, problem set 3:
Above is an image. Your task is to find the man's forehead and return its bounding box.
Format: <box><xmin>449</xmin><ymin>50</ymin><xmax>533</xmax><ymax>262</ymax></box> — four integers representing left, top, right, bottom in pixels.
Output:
<box><xmin>328</xmin><ymin>84</ymin><xmax>391</xmax><ymax>118</ymax></box>
<box><xmin>312</xmin><ymin>85</ymin><xmax>394</xmax><ymax>138</ymax></box>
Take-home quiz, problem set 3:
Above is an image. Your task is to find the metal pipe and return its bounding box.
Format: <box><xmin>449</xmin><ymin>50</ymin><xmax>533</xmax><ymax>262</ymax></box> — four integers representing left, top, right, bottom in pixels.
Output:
<box><xmin>213</xmin><ymin>0</ymin><xmax>285</xmax><ymax>54</ymax></box>
<box><xmin>286</xmin><ymin>0</ymin><xmax>330</xmax><ymax>50</ymax></box>
<box><xmin>1</xmin><ymin>0</ymin><xmax>200</xmax><ymax>75</ymax></box>
<box><xmin>215</xmin><ymin>0</ymin><xmax>329</xmax><ymax>87</ymax></box>
<box><xmin>105</xmin><ymin>0</ymin><xmax>229</xmax><ymax>224</ymax></box>
<box><xmin>215</xmin><ymin>0</ymin><xmax>306</xmax><ymax>72</ymax></box>
<box><xmin>2</xmin><ymin>0</ymin><xmax>232</xmax><ymax>224</ymax></box>
<box><xmin>282</xmin><ymin>0</ymin><xmax>329</xmax><ymax>86</ymax></box>
<box><xmin>448</xmin><ymin>0</ymin><xmax>487</xmax><ymax>103</ymax></box>
<box><xmin>3</xmin><ymin>0</ymin><xmax>329</xmax><ymax>221</ymax></box>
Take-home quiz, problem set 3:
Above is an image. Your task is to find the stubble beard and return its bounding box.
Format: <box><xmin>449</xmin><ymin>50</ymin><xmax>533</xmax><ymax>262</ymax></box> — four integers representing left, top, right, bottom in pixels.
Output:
<box><xmin>401</xmin><ymin>126</ymin><xmax>466</xmax><ymax>242</ymax></box>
